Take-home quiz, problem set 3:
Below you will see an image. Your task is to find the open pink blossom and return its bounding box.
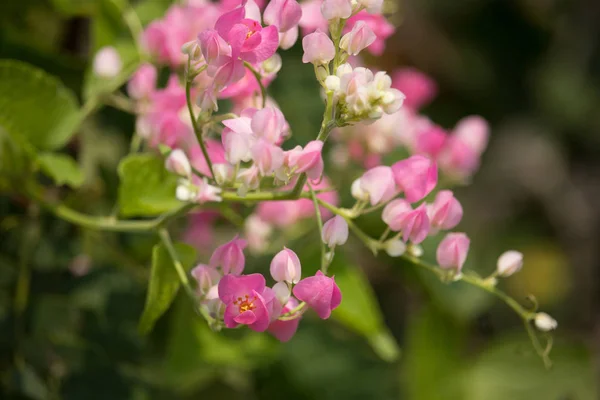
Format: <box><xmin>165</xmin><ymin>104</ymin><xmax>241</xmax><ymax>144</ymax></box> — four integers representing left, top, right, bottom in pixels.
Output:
<box><xmin>391</xmin><ymin>68</ymin><xmax>438</xmax><ymax>110</ymax></box>
<box><xmin>394</xmin><ymin>203</ymin><xmax>430</xmax><ymax>244</ymax></box>
<box><xmin>428</xmin><ymin>190</ymin><xmax>463</xmax><ymax>231</ymax></box>
<box><xmin>289</xmin><ymin>140</ymin><xmax>324</xmax><ymax>180</ymax></box>
<box><xmin>391</xmin><ymin>155</ymin><xmax>438</xmax><ymax>203</ymax></box>
<box><xmin>415</xmin><ymin>125</ymin><xmax>447</xmax><ymax>158</ymax></box>
<box><xmin>293</xmin><ymin>271</ymin><xmax>341</xmax><ymax>319</ymax></box>
<box><xmin>219</xmin><ymin>273</ymin><xmax>278</xmax><ymax>331</ymax></box>
<box><xmin>252</xmin><ymin>138</ymin><xmax>285</xmax><ymax>175</ymax></box>
<box><xmin>268</xmin><ymin>297</ymin><xmax>301</xmax><ymax>342</ymax></box>
<box><xmin>210</xmin><ymin>235</ymin><xmax>248</xmax><ymax>275</ymax></box>
<box><xmin>251</xmin><ymin>106</ymin><xmax>286</xmax><ymax>143</ymax></box>
<box><xmin>359</xmin><ymin>166</ymin><xmax>397</xmax><ymax>206</ymax></box>
<box><xmin>436</xmin><ymin>232</ymin><xmax>470</xmax><ymax>272</ymax></box>
<box><xmin>263</xmin><ymin>0</ymin><xmax>303</xmax><ymax>33</ymax></box>
<box><xmin>437</xmin><ymin>136</ymin><xmax>480</xmax><ymax>181</ymax></box>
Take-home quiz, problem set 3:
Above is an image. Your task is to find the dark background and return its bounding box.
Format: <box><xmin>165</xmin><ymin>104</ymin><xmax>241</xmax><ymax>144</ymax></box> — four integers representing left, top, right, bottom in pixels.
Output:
<box><xmin>1</xmin><ymin>0</ymin><xmax>599</xmax><ymax>398</ymax></box>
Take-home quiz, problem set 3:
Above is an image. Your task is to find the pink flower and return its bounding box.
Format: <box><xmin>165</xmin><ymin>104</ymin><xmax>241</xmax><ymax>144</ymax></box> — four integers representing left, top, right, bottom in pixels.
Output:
<box><xmin>222</xmin><ymin>116</ymin><xmax>254</xmax><ymax>164</ymax></box>
<box><xmin>359</xmin><ymin>166</ymin><xmax>397</xmax><ymax>206</ymax></box>
<box><xmin>183</xmin><ymin>211</ymin><xmax>219</xmax><ymax>251</ymax></box>
<box><xmin>394</xmin><ymin>203</ymin><xmax>430</xmax><ymax>244</ymax></box>
<box><xmin>496</xmin><ymin>250</ymin><xmax>523</xmax><ymax>277</ymax></box>
<box><xmin>190</xmin><ymin>140</ymin><xmax>227</xmax><ymax>176</ymax></box>
<box><xmin>293</xmin><ymin>271</ymin><xmax>341</xmax><ymax>319</ymax></box>
<box><xmin>251</xmin><ymin>106</ymin><xmax>286</xmax><ymax>143</ymax></box>
<box><xmin>345</xmin><ymin>12</ymin><xmax>394</xmax><ymax>56</ymax></box>
<box><xmin>142</xmin><ymin>6</ymin><xmax>195</xmax><ymax>67</ymax></box>
<box><xmin>391</xmin><ymin>68</ymin><xmax>438</xmax><ymax>110</ymax></box>
<box><xmin>289</xmin><ymin>140</ymin><xmax>324</xmax><ymax>181</ymax></box>
<box><xmin>219</xmin><ymin>273</ymin><xmax>279</xmax><ymax>331</ymax></box>
<box><xmin>340</xmin><ymin>21</ymin><xmax>376</xmax><ymax>56</ymax></box>
<box><xmin>263</xmin><ymin>0</ymin><xmax>303</xmax><ymax>32</ymax></box>
<box><xmin>176</xmin><ymin>177</ymin><xmax>222</xmax><ymax>203</ymax></box>
<box><xmin>279</xmin><ymin>27</ymin><xmax>299</xmax><ymax>49</ymax></box>
<box><xmin>191</xmin><ymin>264</ymin><xmax>221</xmax><ymax>294</ymax></box>
<box><xmin>127</xmin><ymin>63</ymin><xmax>157</xmax><ymax>100</ymax></box>
<box><xmin>321</xmin><ymin>0</ymin><xmax>352</xmax><ymax>20</ymax></box>
<box><xmin>210</xmin><ymin>235</ymin><xmax>248</xmax><ymax>275</ymax></box>
<box><xmin>198</xmin><ymin>29</ymin><xmax>231</xmax><ymax>68</ymax></box>
<box><xmin>302</xmin><ymin>30</ymin><xmax>335</xmax><ymax>64</ymax></box>
<box><xmin>437</xmin><ymin>137</ymin><xmax>479</xmax><ymax>181</ymax></box>
<box><xmin>165</xmin><ymin>149</ymin><xmax>192</xmax><ymax>177</ymax></box>
<box><xmin>415</xmin><ymin>125</ymin><xmax>447</xmax><ymax>158</ymax></box>
<box><xmin>436</xmin><ymin>233</ymin><xmax>470</xmax><ymax>272</ymax></box>
<box><xmin>299</xmin><ymin>0</ymin><xmax>328</xmax><ymax>35</ymax></box>
<box><xmin>251</xmin><ymin>138</ymin><xmax>285</xmax><ymax>175</ymax></box>
<box><xmin>391</xmin><ymin>155</ymin><xmax>438</xmax><ymax>203</ymax></box>
<box><xmin>321</xmin><ymin>215</ymin><xmax>349</xmax><ymax>247</ymax></box>
<box><xmin>268</xmin><ymin>297</ymin><xmax>301</xmax><ymax>342</ymax></box>
<box><xmin>453</xmin><ymin>115</ymin><xmax>489</xmax><ymax>154</ymax></box>
<box><xmin>428</xmin><ymin>190</ymin><xmax>463</xmax><ymax>231</ymax></box>
<box><xmin>270</xmin><ymin>248</ymin><xmax>302</xmax><ymax>283</ymax></box>
<box><xmin>382</xmin><ymin>199</ymin><xmax>412</xmax><ymax>230</ymax></box>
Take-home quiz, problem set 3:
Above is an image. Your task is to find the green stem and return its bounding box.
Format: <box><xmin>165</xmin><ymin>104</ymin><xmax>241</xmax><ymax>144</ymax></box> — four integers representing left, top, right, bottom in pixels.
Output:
<box><xmin>308</xmin><ymin>183</ymin><xmax>327</xmax><ymax>272</ymax></box>
<box><xmin>158</xmin><ymin>229</ymin><xmax>216</xmax><ymax>325</ymax></box>
<box><xmin>278</xmin><ymin>301</ymin><xmax>306</xmax><ymax>321</ymax></box>
<box><xmin>243</xmin><ymin>62</ymin><xmax>266</xmax><ymax>108</ymax></box>
<box><xmin>186</xmin><ymin>60</ymin><xmax>214</xmax><ymax>178</ymax></box>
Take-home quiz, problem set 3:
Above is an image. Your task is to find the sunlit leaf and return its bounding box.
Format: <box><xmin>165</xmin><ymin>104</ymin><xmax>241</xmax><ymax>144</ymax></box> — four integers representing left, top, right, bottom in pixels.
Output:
<box><xmin>138</xmin><ymin>242</ymin><xmax>196</xmax><ymax>335</ymax></box>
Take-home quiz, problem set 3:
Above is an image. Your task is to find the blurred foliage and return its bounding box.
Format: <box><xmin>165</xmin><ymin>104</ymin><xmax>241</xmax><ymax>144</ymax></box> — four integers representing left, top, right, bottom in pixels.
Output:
<box><xmin>1</xmin><ymin>0</ymin><xmax>599</xmax><ymax>399</ymax></box>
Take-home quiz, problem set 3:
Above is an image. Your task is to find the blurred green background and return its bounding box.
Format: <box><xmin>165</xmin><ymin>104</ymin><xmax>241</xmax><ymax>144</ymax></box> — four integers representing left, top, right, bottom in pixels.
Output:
<box><xmin>1</xmin><ymin>0</ymin><xmax>599</xmax><ymax>399</ymax></box>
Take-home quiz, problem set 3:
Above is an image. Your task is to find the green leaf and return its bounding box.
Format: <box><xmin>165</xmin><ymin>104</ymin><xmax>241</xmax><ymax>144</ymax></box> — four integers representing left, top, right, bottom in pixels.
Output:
<box><xmin>134</xmin><ymin>0</ymin><xmax>173</xmax><ymax>25</ymax></box>
<box><xmin>138</xmin><ymin>242</ymin><xmax>196</xmax><ymax>335</ymax></box>
<box><xmin>50</xmin><ymin>0</ymin><xmax>97</xmax><ymax>16</ymax></box>
<box><xmin>0</xmin><ymin>127</ymin><xmax>34</xmax><ymax>189</ymax></box>
<box><xmin>37</xmin><ymin>152</ymin><xmax>84</xmax><ymax>188</ymax></box>
<box><xmin>331</xmin><ymin>253</ymin><xmax>400</xmax><ymax>362</ymax></box>
<box><xmin>117</xmin><ymin>153</ymin><xmax>182</xmax><ymax>217</ymax></box>
<box><xmin>0</xmin><ymin>60</ymin><xmax>80</xmax><ymax>150</ymax></box>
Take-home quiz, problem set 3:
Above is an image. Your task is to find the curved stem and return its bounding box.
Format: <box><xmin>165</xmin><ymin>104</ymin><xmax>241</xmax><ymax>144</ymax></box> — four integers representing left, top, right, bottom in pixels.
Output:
<box><xmin>308</xmin><ymin>183</ymin><xmax>327</xmax><ymax>272</ymax></box>
<box><xmin>243</xmin><ymin>62</ymin><xmax>266</xmax><ymax>108</ymax></box>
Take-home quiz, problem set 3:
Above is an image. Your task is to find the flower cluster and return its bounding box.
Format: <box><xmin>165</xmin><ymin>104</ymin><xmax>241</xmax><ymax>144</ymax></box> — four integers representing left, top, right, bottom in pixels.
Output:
<box><xmin>89</xmin><ymin>0</ymin><xmax>557</xmax><ymax>360</ymax></box>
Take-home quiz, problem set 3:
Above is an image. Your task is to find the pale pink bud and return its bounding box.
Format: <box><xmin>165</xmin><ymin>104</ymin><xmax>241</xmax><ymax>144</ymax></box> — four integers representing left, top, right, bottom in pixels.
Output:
<box><xmin>339</xmin><ymin>21</ymin><xmax>376</xmax><ymax>56</ymax></box>
<box><xmin>351</xmin><ymin>178</ymin><xmax>369</xmax><ymax>201</ymax></box>
<box><xmin>165</xmin><ymin>149</ymin><xmax>191</xmax><ymax>177</ymax></box>
<box><xmin>209</xmin><ymin>235</ymin><xmax>248</xmax><ymax>275</ymax></box>
<box><xmin>496</xmin><ymin>250</ymin><xmax>523</xmax><ymax>277</ymax></box>
<box><xmin>198</xmin><ymin>86</ymin><xmax>219</xmax><ymax>112</ymax></box>
<box><xmin>291</xmin><ymin>140</ymin><xmax>324</xmax><ymax>180</ymax></box>
<box><xmin>279</xmin><ymin>27</ymin><xmax>299</xmax><ymax>50</ymax></box>
<box><xmin>273</xmin><ymin>281</ymin><xmax>291</xmax><ymax>305</ymax></box>
<box><xmin>321</xmin><ymin>0</ymin><xmax>352</xmax><ymax>20</ymax></box>
<box><xmin>191</xmin><ymin>264</ymin><xmax>221</xmax><ymax>294</ymax></box>
<box><xmin>384</xmin><ymin>239</ymin><xmax>406</xmax><ymax>257</ymax></box>
<box><xmin>453</xmin><ymin>115</ymin><xmax>489</xmax><ymax>154</ymax></box>
<box><xmin>127</xmin><ymin>63</ymin><xmax>157</xmax><ymax>100</ymax></box>
<box><xmin>270</xmin><ymin>248</ymin><xmax>302</xmax><ymax>284</ymax></box>
<box><xmin>251</xmin><ymin>107</ymin><xmax>286</xmax><ymax>143</ymax></box>
<box><xmin>252</xmin><ymin>139</ymin><xmax>285</xmax><ymax>175</ymax></box>
<box><xmin>437</xmin><ymin>137</ymin><xmax>480</xmax><ymax>181</ymax></box>
<box><xmin>223</xmin><ymin>131</ymin><xmax>254</xmax><ymax>164</ymax></box>
<box><xmin>245</xmin><ymin>214</ymin><xmax>273</xmax><ymax>253</ymax></box>
<box><xmin>197</xmin><ymin>29</ymin><xmax>230</xmax><ymax>66</ymax></box>
<box><xmin>321</xmin><ymin>215</ymin><xmax>349</xmax><ymax>247</ymax></box>
<box><xmin>195</xmin><ymin>178</ymin><xmax>223</xmax><ymax>203</ymax></box>
<box><xmin>302</xmin><ymin>30</ymin><xmax>335</xmax><ymax>64</ymax></box>
<box><xmin>534</xmin><ymin>312</ymin><xmax>557</xmax><ymax>331</ymax></box>
<box><xmin>93</xmin><ymin>46</ymin><xmax>122</xmax><ymax>78</ymax></box>
<box><xmin>395</xmin><ymin>203</ymin><xmax>430</xmax><ymax>244</ymax></box>
<box><xmin>359</xmin><ymin>166</ymin><xmax>397</xmax><ymax>206</ymax></box>
<box><xmin>436</xmin><ymin>232</ymin><xmax>469</xmax><ymax>271</ymax></box>
<box><xmin>391</xmin><ymin>155</ymin><xmax>438</xmax><ymax>203</ymax></box>
<box><xmin>263</xmin><ymin>0</ymin><xmax>303</xmax><ymax>32</ymax></box>
<box><xmin>382</xmin><ymin>199</ymin><xmax>412</xmax><ymax>231</ymax></box>
<box><xmin>428</xmin><ymin>190</ymin><xmax>463</xmax><ymax>230</ymax></box>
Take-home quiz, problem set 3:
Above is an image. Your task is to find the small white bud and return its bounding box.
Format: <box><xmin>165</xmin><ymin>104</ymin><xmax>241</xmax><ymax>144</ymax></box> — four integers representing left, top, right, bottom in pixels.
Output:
<box><xmin>262</xmin><ymin>53</ymin><xmax>282</xmax><ymax>74</ymax></box>
<box><xmin>534</xmin><ymin>312</ymin><xmax>557</xmax><ymax>332</ymax></box>
<box><xmin>496</xmin><ymin>250</ymin><xmax>523</xmax><ymax>277</ymax></box>
<box><xmin>93</xmin><ymin>46</ymin><xmax>122</xmax><ymax>78</ymax></box>
<box><xmin>325</xmin><ymin>75</ymin><xmax>340</xmax><ymax>92</ymax></box>
<box><xmin>351</xmin><ymin>178</ymin><xmax>369</xmax><ymax>201</ymax></box>
<box><xmin>176</xmin><ymin>180</ymin><xmax>196</xmax><ymax>202</ymax></box>
<box><xmin>408</xmin><ymin>244</ymin><xmax>423</xmax><ymax>257</ymax></box>
<box><xmin>165</xmin><ymin>149</ymin><xmax>192</xmax><ymax>177</ymax></box>
<box><xmin>213</xmin><ymin>163</ymin><xmax>233</xmax><ymax>186</ymax></box>
<box><xmin>384</xmin><ymin>239</ymin><xmax>406</xmax><ymax>257</ymax></box>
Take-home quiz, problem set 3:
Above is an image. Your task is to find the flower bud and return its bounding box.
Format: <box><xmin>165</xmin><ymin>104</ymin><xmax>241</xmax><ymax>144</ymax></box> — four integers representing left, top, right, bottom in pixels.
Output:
<box><xmin>359</xmin><ymin>166</ymin><xmax>397</xmax><ymax>206</ymax></box>
<box><xmin>127</xmin><ymin>63</ymin><xmax>157</xmax><ymax>100</ymax></box>
<box><xmin>302</xmin><ymin>30</ymin><xmax>335</xmax><ymax>64</ymax></box>
<box><xmin>251</xmin><ymin>139</ymin><xmax>285</xmax><ymax>175</ymax></box>
<box><xmin>263</xmin><ymin>53</ymin><xmax>283</xmax><ymax>74</ymax></box>
<box><xmin>496</xmin><ymin>250</ymin><xmax>523</xmax><ymax>277</ymax></box>
<box><xmin>534</xmin><ymin>312</ymin><xmax>557</xmax><ymax>332</ymax></box>
<box><xmin>279</xmin><ymin>26</ymin><xmax>299</xmax><ymax>49</ymax></box>
<box><xmin>428</xmin><ymin>190</ymin><xmax>463</xmax><ymax>230</ymax></box>
<box><xmin>270</xmin><ymin>248</ymin><xmax>302</xmax><ymax>284</ymax></box>
<box><xmin>391</xmin><ymin>155</ymin><xmax>438</xmax><ymax>203</ymax></box>
<box><xmin>382</xmin><ymin>199</ymin><xmax>412</xmax><ymax>231</ymax></box>
<box><xmin>351</xmin><ymin>178</ymin><xmax>369</xmax><ymax>201</ymax></box>
<box><xmin>191</xmin><ymin>264</ymin><xmax>221</xmax><ymax>294</ymax></box>
<box><xmin>245</xmin><ymin>214</ymin><xmax>272</xmax><ymax>253</ymax></box>
<box><xmin>237</xmin><ymin>166</ymin><xmax>261</xmax><ymax>194</ymax></box>
<box><xmin>453</xmin><ymin>115</ymin><xmax>489</xmax><ymax>154</ymax></box>
<box><xmin>181</xmin><ymin>40</ymin><xmax>201</xmax><ymax>60</ymax></box>
<box><xmin>209</xmin><ymin>235</ymin><xmax>248</xmax><ymax>275</ymax></box>
<box><xmin>273</xmin><ymin>281</ymin><xmax>291</xmax><ymax>305</ymax></box>
<box><xmin>293</xmin><ymin>271</ymin><xmax>341</xmax><ymax>319</ymax></box>
<box><xmin>165</xmin><ymin>149</ymin><xmax>192</xmax><ymax>177</ymax></box>
<box><xmin>395</xmin><ymin>204</ymin><xmax>430</xmax><ymax>244</ymax></box>
<box><xmin>93</xmin><ymin>46</ymin><xmax>122</xmax><ymax>78</ymax></box>
<box><xmin>384</xmin><ymin>239</ymin><xmax>406</xmax><ymax>257</ymax></box>
<box><xmin>321</xmin><ymin>215</ymin><xmax>349</xmax><ymax>247</ymax></box>
<box><xmin>263</xmin><ymin>0</ymin><xmax>303</xmax><ymax>32</ymax></box>
<box><xmin>321</xmin><ymin>0</ymin><xmax>352</xmax><ymax>20</ymax></box>
<box><xmin>339</xmin><ymin>21</ymin><xmax>376</xmax><ymax>56</ymax></box>
<box><xmin>290</xmin><ymin>140</ymin><xmax>324</xmax><ymax>180</ymax></box>
<box><xmin>325</xmin><ymin>75</ymin><xmax>341</xmax><ymax>92</ymax></box>
<box><xmin>436</xmin><ymin>232</ymin><xmax>469</xmax><ymax>272</ymax></box>
<box><xmin>251</xmin><ymin>107</ymin><xmax>286</xmax><ymax>143</ymax></box>
<box><xmin>213</xmin><ymin>163</ymin><xmax>234</xmax><ymax>185</ymax></box>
